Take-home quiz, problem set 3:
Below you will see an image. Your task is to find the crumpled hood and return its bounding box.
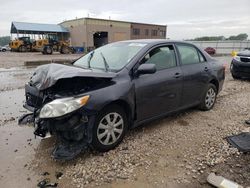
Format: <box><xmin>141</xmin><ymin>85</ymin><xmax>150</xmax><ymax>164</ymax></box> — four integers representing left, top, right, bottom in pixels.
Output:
<box><xmin>237</xmin><ymin>50</ymin><xmax>250</xmax><ymax>57</ymax></box>
<box><xmin>30</xmin><ymin>63</ymin><xmax>116</xmax><ymax>90</ymax></box>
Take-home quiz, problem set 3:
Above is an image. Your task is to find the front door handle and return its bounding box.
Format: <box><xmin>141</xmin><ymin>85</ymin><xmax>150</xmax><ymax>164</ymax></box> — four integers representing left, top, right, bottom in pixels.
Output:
<box><xmin>174</xmin><ymin>72</ymin><xmax>181</xmax><ymax>78</ymax></box>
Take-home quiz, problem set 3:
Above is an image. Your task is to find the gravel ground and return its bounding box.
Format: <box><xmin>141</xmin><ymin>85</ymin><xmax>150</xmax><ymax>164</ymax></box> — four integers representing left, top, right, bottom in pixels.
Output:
<box><xmin>63</xmin><ymin>73</ymin><xmax>250</xmax><ymax>188</ymax></box>
<box><xmin>0</xmin><ymin>55</ymin><xmax>250</xmax><ymax>188</ymax></box>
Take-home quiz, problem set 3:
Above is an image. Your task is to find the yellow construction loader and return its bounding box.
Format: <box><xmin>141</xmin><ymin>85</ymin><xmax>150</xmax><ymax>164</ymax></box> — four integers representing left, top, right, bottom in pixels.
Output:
<box><xmin>9</xmin><ymin>37</ymin><xmax>32</xmax><ymax>52</ymax></box>
<box><xmin>32</xmin><ymin>39</ymin><xmax>49</xmax><ymax>52</ymax></box>
<box><xmin>41</xmin><ymin>34</ymin><xmax>75</xmax><ymax>55</ymax></box>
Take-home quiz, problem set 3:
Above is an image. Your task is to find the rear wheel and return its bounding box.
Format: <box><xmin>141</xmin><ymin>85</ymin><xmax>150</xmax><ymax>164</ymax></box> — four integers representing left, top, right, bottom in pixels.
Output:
<box><xmin>43</xmin><ymin>46</ymin><xmax>53</xmax><ymax>55</ymax></box>
<box><xmin>199</xmin><ymin>84</ymin><xmax>217</xmax><ymax>111</ymax></box>
<box><xmin>91</xmin><ymin>105</ymin><xmax>128</xmax><ymax>152</ymax></box>
<box><xmin>2</xmin><ymin>49</ymin><xmax>6</xmax><ymax>52</ymax></box>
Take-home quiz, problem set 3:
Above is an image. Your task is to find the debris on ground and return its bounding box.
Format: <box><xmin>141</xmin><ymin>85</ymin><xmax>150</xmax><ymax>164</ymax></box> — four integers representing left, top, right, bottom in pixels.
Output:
<box><xmin>37</xmin><ymin>178</ymin><xmax>58</xmax><ymax>188</ymax></box>
<box><xmin>227</xmin><ymin>132</ymin><xmax>250</xmax><ymax>152</ymax></box>
<box><xmin>52</xmin><ymin>140</ymin><xmax>87</xmax><ymax>160</ymax></box>
<box><xmin>55</xmin><ymin>172</ymin><xmax>63</xmax><ymax>179</ymax></box>
<box><xmin>207</xmin><ymin>173</ymin><xmax>243</xmax><ymax>188</ymax></box>
<box><xmin>42</xmin><ymin>172</ymin><xmax>50</xmax><ymax>176</ymax></box>
<box><xmin>18</xmin><ymin>113</ymin><xmax>34</xmax><ymax>125</ymax></box>
<box><xmin>245</xmin><ymin>120</ymin><xmax>250</xmax><ymax>126</ymax></box>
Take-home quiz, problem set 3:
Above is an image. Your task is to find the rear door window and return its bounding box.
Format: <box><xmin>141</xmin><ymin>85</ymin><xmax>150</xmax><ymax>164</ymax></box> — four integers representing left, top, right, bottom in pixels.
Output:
<box><xmin>176</xmin><ymin>44</ymin><xmax>202</xmax><ymax>65</ymax></box>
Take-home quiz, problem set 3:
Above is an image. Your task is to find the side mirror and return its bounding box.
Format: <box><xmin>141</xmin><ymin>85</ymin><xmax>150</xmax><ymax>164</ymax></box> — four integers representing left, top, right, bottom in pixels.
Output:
<box><xmin>136</xmin><ymin>64</ymin><xmax>156</xmax><ymax>75</ymax></box>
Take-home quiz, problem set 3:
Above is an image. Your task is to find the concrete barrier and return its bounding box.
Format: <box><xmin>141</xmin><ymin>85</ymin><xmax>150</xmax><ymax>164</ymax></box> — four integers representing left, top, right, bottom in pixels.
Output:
<box><xmin>24</xmin><ymin>59</ymin><xmax>74</xmax><ymax>66</ymax></box>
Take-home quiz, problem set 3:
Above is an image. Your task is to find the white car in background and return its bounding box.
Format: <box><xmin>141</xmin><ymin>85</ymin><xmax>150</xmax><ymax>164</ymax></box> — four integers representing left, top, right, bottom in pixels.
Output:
<box><xmin>0</xmin><ymin>45</ymin><xmax>10</xmax><ymax>52</ymax></box>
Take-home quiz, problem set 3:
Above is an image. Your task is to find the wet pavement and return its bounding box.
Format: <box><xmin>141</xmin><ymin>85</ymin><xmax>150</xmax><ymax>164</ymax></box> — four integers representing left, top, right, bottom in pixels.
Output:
<box><xmin>0</xmin><ymin>123</ymin><xmax>40</xmax><ymax>187</ymax></box>
<box><xmin>0</xmin><ymin>67</ymin><xmax>34</xmax><ymax>91</ymax></box>
<box><xmin>0</xmin><ymin>65</ymin><xmax>72</xmax><ymax>187</ymax></box>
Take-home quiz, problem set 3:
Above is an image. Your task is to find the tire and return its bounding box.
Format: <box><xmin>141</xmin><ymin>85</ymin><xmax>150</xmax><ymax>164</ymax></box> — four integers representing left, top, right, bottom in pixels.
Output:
<box><xmin>2</xmin><ymin>49</ymin><xmax>6</xmax><ymax>52</ymax></box>
<box><xmin>44</xmin><ymin>46</ymin><xmax>53</xmax><ymax>55</ymax></box>
<box><xmin>91</xmin><ymin>105</ymin><xmax>128</xmax><ymax>152</ymax></box>
<box><xmin>199</xmin><ymin>84</ymin><xmax>217</xmax><ymax>111</ymax></box>
<box><xmin>18</xmin><ymin>45</ymin><xmax>27</xmax><ymax>52</ymax></box>
<box><xmin>232</xmin><ymin>74</ymin><xmax>240</xmax><ymax>80</ymax></box>
<box><xmin>60</xmin><ymin>45</ymin><xmax>70</xmax><ymax>54</ymax></box>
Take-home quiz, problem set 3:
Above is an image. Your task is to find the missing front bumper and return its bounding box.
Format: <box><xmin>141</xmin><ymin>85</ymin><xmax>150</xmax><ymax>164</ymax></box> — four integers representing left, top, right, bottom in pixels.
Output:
<box><xmin>18</xmin><ymin>110</ymin><xmax>92</xmax><ymax>160</ymax></box>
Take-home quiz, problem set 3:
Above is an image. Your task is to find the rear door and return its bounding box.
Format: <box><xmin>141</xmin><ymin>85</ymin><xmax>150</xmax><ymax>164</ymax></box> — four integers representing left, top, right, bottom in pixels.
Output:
<box><xmin>176</xmin><ymin>44</ymin><xmax>211</xmax><ymax>107</ymax></box>
<box><xmin>134</xmin><ymin>44</ymin><xmax>183</xmax><ymax>122</ymax></box>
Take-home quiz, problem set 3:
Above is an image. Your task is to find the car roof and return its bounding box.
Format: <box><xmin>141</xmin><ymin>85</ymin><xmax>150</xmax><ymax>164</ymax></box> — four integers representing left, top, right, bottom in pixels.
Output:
<box><xmin>118</xmin><ymin>39</ymin><xmax>193</xmax><ymax>45</ymax></box>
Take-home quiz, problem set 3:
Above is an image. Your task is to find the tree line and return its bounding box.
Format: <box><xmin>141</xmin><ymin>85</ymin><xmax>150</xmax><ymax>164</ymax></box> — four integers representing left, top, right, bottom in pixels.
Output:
<box><xmin>189</xmin><ymin>33</ymin><xmax>248</xmax><ymax>41</ymax></box>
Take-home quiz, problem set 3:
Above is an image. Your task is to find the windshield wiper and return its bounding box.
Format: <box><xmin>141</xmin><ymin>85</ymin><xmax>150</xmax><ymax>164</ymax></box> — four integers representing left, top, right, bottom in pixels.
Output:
<box><xmin>87</xmin><ymin>51</ymin><xmax>95</xmax><ymax>69</ymax></box>
<box><xmin>100</xmin><ymin>52</ymin><xmax>110</xmax><ymax>72</ymax></box>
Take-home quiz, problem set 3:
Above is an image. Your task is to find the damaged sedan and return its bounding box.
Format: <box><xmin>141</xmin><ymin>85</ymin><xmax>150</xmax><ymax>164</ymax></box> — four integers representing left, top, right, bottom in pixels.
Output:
<box><xmin>19</xmin><ymin>40</ymin><xmax>225</xmax><ymax>160</ymax></box>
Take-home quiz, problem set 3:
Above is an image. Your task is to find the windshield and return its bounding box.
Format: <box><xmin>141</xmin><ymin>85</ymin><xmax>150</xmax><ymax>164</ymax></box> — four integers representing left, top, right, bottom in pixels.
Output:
<box><xmin>74</xmin><ymin>42</ymin><xmax>147</xmax><ymax>72</ymax></box>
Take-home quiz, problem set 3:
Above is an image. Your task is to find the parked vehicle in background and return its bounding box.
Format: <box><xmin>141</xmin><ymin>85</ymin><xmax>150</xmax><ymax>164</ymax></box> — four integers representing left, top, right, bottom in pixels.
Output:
<box><xmin>204</xmin><ymin>47</ymin><xmax>216</xmax><ymax>55</ymax></box>
<box><xmin>41</xmin><ymin>34</ymin><xmax>74</xmax><ymax>55</ymax></box>
<box><xmin>20</xmin><ymin>40</ymin><xmax>225</xmax><ymax>160</ymax></box>
<box><xmin>231</xmin><ymin>49</ymin><xmax>250</xmax><ymax>79</ymax></box>
<box><xmin>0</xmin><ymin>45</ymin><xmax>10</xmax><ymax>52</ymax></box>
<box><xmin>9</xmin><ymin>37</ymin><xmax>33</xmax><ymax>52</ymax></box>
<box><xmin>9</xmin><ymin>34</ymin><xmax>74</xmax><ymax>54</ymax></box>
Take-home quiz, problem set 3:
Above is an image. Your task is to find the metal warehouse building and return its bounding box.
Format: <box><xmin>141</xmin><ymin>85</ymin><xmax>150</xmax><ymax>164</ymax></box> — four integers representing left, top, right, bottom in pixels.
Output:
<box><xmin>10</xmin><ymin>21</ymin><xmax>69</xmax><ymax>40</ymax></box>
<box><xmin>60</xmin><ymin>18</ymin><xmax>167</xmax><ymax>49</ymax></box>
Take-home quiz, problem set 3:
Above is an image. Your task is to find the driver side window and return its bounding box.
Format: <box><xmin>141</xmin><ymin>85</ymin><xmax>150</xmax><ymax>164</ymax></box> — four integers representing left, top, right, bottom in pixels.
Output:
<box><xmin>142</xmin><ymin>45</ymin><xmax>177</xmax><ymax>70</ymax></box>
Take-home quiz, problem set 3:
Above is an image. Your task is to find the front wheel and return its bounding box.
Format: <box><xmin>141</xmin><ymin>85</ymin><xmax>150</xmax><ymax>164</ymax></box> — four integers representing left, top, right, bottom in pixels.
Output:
<box><xmin>91</xmin><ymin>105</ymin><xmax>128</xmax><ymax>152</ymax></box>
<box><xmin>199</xmin><ymin>84</ymin><xmax>217</xmax><ymax>111</ymax></box>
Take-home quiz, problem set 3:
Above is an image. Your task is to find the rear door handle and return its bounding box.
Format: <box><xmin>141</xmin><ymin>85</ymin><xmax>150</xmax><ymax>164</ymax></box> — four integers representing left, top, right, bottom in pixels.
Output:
<box><xmin>174</xmin><ymin>72</ymin><xmax>181</xmax><ymax>78</ymax></box>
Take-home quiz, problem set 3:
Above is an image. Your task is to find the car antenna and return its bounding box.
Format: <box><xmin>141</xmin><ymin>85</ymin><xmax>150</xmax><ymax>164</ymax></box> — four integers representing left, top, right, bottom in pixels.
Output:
<box><xmin>100</xmin><ymin>52</ymin><xmax>110</xmax><ymax>72</ymax></box>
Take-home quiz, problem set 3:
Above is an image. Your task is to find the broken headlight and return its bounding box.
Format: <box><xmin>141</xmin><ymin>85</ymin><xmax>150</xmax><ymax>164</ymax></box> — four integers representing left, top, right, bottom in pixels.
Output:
<box><xmin>39</xmin><ymin>95</ymin><xmax>90</xmax><ymax>118</ymax></box>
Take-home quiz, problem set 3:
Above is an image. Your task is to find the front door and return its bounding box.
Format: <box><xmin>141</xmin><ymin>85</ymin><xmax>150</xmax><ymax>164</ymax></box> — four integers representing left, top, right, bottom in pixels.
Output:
<box><xmin>134</xmin><ymin>45</ymin><xmax>183</xmax><ymax>122</ymax></box>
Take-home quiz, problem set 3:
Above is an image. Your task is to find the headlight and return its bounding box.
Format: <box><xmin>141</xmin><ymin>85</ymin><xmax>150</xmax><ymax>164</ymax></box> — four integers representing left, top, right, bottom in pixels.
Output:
<box><xmin>233</xmin><ymin>56</ymin><xmax>241</xmax><ymax>62</ymax></box>
<box><xmin>39</xmin><ymin>95</ymin><xmax>90</xmax><ymax>118</ymax></box>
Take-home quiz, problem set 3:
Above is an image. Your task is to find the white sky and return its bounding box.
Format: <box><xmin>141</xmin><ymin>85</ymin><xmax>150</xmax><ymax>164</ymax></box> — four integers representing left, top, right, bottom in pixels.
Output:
<box><xmin>0</xmin><ymin>0</ymin><xmax>249</xmax><ymax>39</ymax></box>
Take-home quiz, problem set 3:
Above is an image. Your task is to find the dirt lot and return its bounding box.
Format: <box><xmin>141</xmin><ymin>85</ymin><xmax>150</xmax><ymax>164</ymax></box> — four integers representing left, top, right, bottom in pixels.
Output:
<box><xmin>0</xmin><ymin>53</ymin><xmax>250</xmax><ymax>188</ymax></box>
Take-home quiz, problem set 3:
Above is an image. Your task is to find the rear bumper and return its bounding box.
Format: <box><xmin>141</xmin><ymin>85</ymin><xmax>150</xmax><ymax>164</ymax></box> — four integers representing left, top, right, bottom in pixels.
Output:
<box><xmin>231</xmin><ymin>60</ymin><xmax>250</xmax><ymax>78</ymax></box>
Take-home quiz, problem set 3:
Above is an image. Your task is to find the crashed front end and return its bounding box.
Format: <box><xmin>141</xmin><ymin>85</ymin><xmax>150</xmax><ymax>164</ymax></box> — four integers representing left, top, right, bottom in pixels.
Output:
<box><xmin>19</xmin><ymin>63</ymin><xmax>115</xmax><ymax>160</ymax></box>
